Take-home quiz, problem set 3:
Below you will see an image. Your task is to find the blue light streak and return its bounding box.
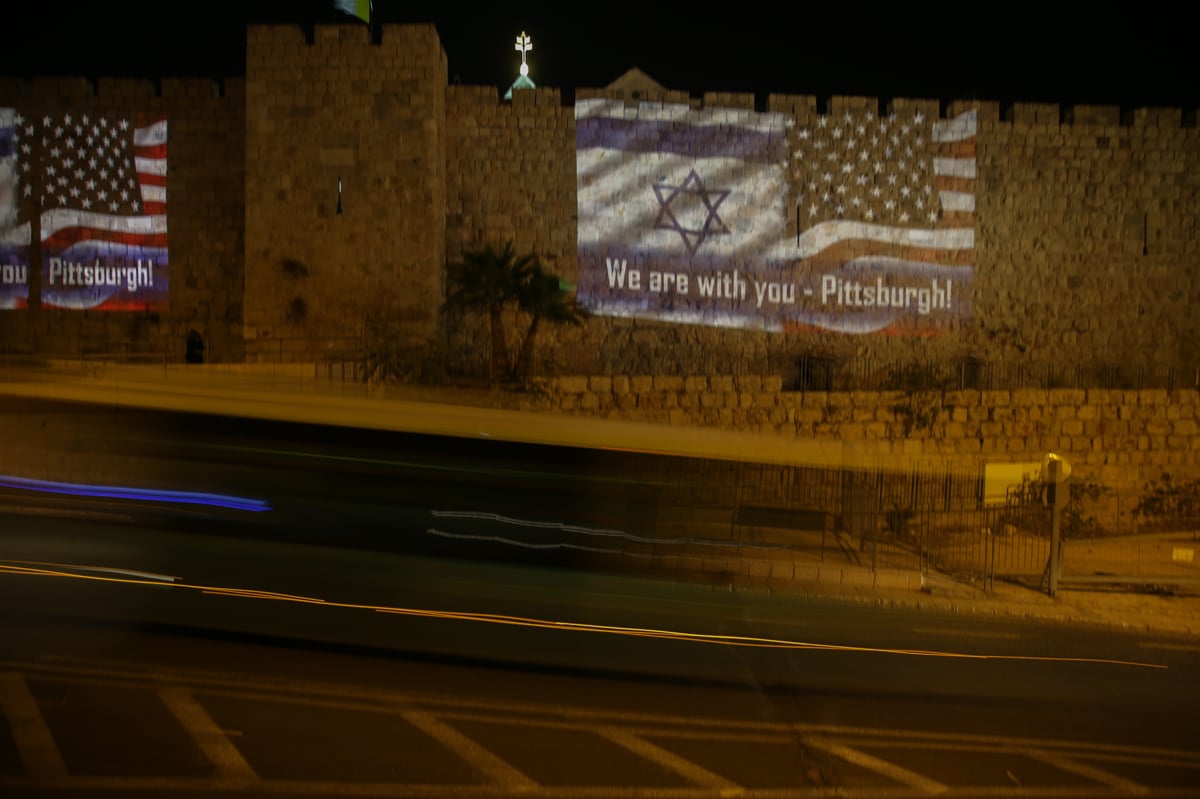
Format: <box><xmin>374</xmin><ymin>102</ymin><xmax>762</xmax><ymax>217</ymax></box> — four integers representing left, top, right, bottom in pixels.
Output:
<box><xmin>0</xmin><ymin>475</ymin><xmax>271</xmax><ymax>512</ymax></box>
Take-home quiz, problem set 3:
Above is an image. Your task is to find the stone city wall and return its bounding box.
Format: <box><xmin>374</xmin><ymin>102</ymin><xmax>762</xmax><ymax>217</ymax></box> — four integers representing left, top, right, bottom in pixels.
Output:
<box><xmin>2</xmin><ymin>24</ymin><xmax>1196</xmax><ymax>378</ymax></box>
<box><xmin>1</xmin><ymin>24</ymin><xmax>1198</xmax><ymax>513</ymax></box>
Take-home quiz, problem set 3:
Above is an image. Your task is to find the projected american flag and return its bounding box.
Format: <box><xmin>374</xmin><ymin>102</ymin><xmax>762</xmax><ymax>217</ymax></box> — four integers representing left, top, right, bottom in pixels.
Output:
<box><xmin>575</xmin><ymin>99</ymin><xmax>975</xmax><ymax>335</ymax></box>
<box><xmin>8</xmin><ymin>109</ymin><xmax>168</xmax><ymax>311</ymax></box>
<box><xmin>0</xmin><ymin>107</ymin><xmax>28</xmax><ymax>309</ymax></box>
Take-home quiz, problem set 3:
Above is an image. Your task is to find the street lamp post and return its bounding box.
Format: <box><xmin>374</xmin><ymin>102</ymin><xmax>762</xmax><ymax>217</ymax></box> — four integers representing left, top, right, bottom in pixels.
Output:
<box><xmin>1045</xmin><ymin>453</ymin><xmax>1071</xmax><ymax>598</ymax></box>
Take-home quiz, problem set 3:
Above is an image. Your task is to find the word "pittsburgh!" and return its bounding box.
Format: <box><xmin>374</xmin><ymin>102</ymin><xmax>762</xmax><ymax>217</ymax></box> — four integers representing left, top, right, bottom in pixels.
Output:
<box><xmin>821</xmin><ymin>276</ymin><xmax>952</xmax><ymax>316</ymax></box>
<box><xmin>48</xmin><ymin>258</ymin><xmax>156</xmax><ymax>293</ymax></box>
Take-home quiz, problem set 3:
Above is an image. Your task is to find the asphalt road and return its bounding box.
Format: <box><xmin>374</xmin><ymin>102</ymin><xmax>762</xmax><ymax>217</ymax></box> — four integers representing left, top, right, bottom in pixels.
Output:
<box><xmin>0</xmin><ymin>399</ymin><xmax>1198</xmax><ymax>796</ymax></box>
<box><xmin>1</xmin><ymin>516</ymin><xmax>1199</xmax><ymax>797</ymax></box>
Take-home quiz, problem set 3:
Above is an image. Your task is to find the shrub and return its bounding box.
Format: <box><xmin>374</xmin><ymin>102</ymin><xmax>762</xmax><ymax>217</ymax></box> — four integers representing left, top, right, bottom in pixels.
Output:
<box><xmin>1133</xmin><ymin>474</ymin><xmax>1200</xmax><ymax>529</ymax></box>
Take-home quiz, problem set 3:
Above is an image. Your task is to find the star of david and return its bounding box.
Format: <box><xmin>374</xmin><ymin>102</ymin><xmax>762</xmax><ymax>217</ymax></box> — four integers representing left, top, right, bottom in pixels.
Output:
<box><xmin>652</xmin><ymin>169</ymin><xmax>730</xmax><ymax>255</ymax></box>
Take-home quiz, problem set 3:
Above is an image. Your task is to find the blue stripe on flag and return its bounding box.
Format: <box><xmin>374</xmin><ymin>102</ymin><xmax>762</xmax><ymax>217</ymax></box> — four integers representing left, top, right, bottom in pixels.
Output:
<box><xmin>576</xmin><ymin>117</ymin><xmax>788</xmax><ymax>163</ymax></box>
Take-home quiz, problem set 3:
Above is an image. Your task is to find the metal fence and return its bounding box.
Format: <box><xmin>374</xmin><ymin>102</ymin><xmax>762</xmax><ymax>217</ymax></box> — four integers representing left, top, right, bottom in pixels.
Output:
<box><xmin>1058</xmin><ymin>530</ymin><xmax>1200</xmax><ymax>590</ymax></box>
<box><xmin>623</xmin><ymin>454</ymin><xmax>1198</xmax><ymax>593</ymax></box>
<box><xmin>908</xmin><ymin>505</ymin><xmax>1055</xmax><ymax>589</ymax></box>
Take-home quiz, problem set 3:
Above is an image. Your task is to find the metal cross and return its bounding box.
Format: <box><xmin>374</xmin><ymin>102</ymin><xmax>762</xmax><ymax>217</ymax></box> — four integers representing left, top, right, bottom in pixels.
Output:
<box><xmin>514</xmin><ymin>31</ymin><xmax>532</xmax><ymax>77</ymax></box>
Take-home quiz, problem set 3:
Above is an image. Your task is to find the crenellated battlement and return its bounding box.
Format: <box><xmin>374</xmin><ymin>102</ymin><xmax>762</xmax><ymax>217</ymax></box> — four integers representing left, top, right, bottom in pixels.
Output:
<box><xmin>247</xmin><ymin>22</ymin><xmax>442</xmax><ymax>52</ymax></box>
<box><xmin>3</xmin><ymin>23</ymin><xmax>1196</xmax><ymax>130</ymax></box>
<box><xmin>0</xmin><ymin>75</ymin><xmax>244</xmax><ymax>103</ymax></box>
<box><xmin>694</xmin><ymin>93</ymin><xmax>1191</xmax><ymax>129</ymax></box>
<box><xmin>478</xmin><ymin>84</ymin><xmax>1195</xmax><ymax>131</ymax></box>
<box><xmin>514</xmin><ymin>83</ymin><xmax>1196</xmax><ymax>132</ymax></box>
<box><xmin>246</xmin><ymin>23</ymin><xmax>445</xmax><ymax>73</ymax></box>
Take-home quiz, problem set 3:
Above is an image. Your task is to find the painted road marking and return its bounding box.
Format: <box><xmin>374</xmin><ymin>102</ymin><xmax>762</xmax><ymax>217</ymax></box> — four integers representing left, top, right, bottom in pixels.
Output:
<box><xmin>5</xmin><ymin>656</ymin><xmax>1199</xmax><ymax>796</ymax></box>
<box><xmin>159</xmin><ymin>686</ymin><xmax>258</xmax><ymax>784</ymax></box>
<box><xmin>802</xmin><ymin>735</ymin><xmax>948</xmax><ymax>794</ymax></box>
<box><xmin>1030</xmin><ymin>749</ymin><xmax>1149</xmax><ymax>795</ymax></box>
<box><xmin>0</xmin><ymin>672</ymin><xmax>66</xmax><ymax>778</ymax></box>
<box><xmin>401</xmin><ymin>709</ymin><xmax>538</xmax><ymax>790</ymax></box>
<box><xmin>596</xmin><ymin>725</ymin><xmax>741</xmax><ymax>790</ymax></box>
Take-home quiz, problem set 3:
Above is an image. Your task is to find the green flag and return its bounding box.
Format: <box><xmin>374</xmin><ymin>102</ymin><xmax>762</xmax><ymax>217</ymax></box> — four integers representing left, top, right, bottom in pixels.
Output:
<box><xmin>333</xmin><ymin>0</ymin><xmax>371</xmax><ymax>24</ymax></box>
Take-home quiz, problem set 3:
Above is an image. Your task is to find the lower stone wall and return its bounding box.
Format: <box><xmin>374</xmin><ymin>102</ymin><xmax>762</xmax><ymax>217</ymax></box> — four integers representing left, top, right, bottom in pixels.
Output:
<box><xmin>522</xmin><ymin>376</ymin><xmax>1200</xmax><ymax>530</ymax></box>
<box><xmin>4</xmin><ymin>365</ymin><xmax>1196</xmax><ymax>535</ymax></box>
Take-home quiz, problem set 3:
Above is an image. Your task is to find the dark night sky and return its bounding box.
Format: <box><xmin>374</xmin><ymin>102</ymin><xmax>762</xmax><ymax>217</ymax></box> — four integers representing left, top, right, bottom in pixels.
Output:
<box><xmin>4</xmin><ymin>2</ymin><xmax>1197</xmax><ymax>110</ymax></box>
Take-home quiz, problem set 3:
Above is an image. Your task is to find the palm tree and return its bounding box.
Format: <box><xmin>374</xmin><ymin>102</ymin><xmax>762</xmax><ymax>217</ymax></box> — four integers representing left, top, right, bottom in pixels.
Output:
<box><xmin>512</xmin><ymin>266</ymin><xmax>589</xmax><ymax>382</ymax></box>
<box><xmin>443</xmin><ymin>241</ymin><xmax>589</xmax><ymax>384</ymax></box>
<box><xmin>443</xmin><ymin>241</ymin><xmax>537</xmax><ymax>381</ymax></box>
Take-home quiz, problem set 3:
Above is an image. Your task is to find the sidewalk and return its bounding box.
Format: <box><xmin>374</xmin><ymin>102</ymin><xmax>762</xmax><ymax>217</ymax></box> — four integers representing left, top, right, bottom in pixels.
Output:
<box><xmin>2</xmin><ymin>361</ymin><xmax>1199</xmax><ymax>639</ymax></box>
<box><xmin>718</xmin><ymin>551</ymin><xmax>1200</xmax><ymax>638</ymax></box>
<box><xmin>600</xmin><ymin>518</ymin><xmax>1200</xmax><ymax>638</ymax></box>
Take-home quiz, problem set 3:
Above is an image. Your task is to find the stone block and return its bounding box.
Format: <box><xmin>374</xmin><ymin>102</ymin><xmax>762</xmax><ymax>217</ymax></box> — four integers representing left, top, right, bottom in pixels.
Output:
<box><xmin>588</xmin><ymin>375</ymin><xmax>613</xmax><ymax>393</ymax></box>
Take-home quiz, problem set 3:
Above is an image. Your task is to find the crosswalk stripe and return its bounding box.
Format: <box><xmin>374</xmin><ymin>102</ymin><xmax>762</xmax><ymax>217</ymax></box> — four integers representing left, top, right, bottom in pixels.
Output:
<box><xmin>0</xmin><ymin>671</ymin><xmax>67</xmax><ymax>778</ymax></box>
<box><xmin>597</xmin><ymin>725</ymin><xmax>742</xmax><ymax>790</ymax></box>
<box><xmin>803</xmin><ymin>735</ymin><xmax>947</xmax><ymax>794</ymax></box>
<box><xmin>401</xmin><ymin>709</ymin><xmax>538</xmax><ymax>790</ymax></box>
<box><xmin>159</xmin><ymin>686</ymin><xmax>258</xmax><ymax>784</ymax></box>
<box><xmin>1031</xmin><ymin>750</ymin><xmax>1149</xmax><ymax>795</ymax></box>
